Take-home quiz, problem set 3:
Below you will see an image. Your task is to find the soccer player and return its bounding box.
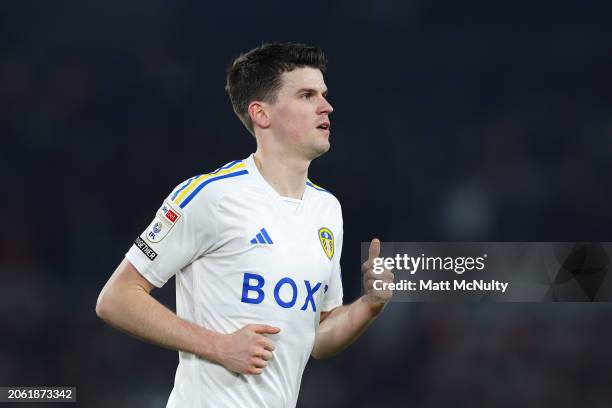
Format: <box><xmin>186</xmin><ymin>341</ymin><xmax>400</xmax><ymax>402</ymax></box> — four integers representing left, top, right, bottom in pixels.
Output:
<box><xmin>96</xmin><ymin>42</ymin><xmax>393</xmax><ymax>407</ymax></box>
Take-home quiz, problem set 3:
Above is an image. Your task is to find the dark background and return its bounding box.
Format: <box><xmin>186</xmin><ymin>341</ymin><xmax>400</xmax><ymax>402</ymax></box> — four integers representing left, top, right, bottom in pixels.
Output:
<box><xmin>2</xmin><ymin>0</ymin><xmax>612</xmax><ymax>406</ymax></box>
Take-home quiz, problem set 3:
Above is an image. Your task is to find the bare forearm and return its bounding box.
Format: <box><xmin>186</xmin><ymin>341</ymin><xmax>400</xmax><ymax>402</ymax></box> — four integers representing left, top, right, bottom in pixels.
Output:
<box><xmin>97</xmin><ymin>285</ymin><xmax>222</xmax><ymax>360</ymax></box>
<box><xmin>312</xmin><ymin>297</ymin><xmax>384</xmax><ymax>359</ymax></box>
<box><xmin>97</xmin><ymin>259</ymin><xmax>282</xmax><ymax>376</ymax></box>
<box><xmin>311</xmin><ymin>238</ymin><xmax>394</xmax><ymax>359</ymax></box>
<box><xmin>96</xmin><ymin>259</ymin><xmax>224</xmax><ymax>361</ymax></box>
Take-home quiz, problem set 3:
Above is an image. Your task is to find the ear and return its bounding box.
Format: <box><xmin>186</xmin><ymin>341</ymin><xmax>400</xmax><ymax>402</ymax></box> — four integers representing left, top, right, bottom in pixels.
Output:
<box><xmin>248</xmin><ymin>101</ymin><xmax>271</xmax><ymax>129</ymax></box>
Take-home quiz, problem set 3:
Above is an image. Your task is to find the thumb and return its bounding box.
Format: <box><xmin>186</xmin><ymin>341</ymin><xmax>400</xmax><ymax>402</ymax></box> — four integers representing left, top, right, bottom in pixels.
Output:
<box><xmin>252</xmin><ymin>325</ymin><xmax>281</xmax><ymax>335</ymax></box>
<box><xmin>368</xmin><ymin>238</ymin><xmax>381</xmax><ymax>261</ymax></box>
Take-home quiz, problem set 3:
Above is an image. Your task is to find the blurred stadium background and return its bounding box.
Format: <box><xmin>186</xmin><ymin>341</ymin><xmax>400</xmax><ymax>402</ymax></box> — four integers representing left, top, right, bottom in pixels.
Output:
<box><xmin>2</xmin><ymin>0</ymin><xmax>612</xmax><ymax>406</ymax></box>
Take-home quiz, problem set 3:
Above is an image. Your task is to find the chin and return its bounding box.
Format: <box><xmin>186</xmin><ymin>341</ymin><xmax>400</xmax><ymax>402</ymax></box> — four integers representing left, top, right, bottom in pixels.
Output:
<box><xmin>310</xmin><ymin>142</ymin><xmax>330</xmax><ymax>159</ymax></box>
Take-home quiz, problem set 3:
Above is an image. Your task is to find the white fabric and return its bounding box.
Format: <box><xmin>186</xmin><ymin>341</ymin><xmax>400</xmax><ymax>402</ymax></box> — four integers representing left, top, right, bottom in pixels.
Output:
<box><xmin>280</xmin><ymin>196</ymin><xmax>302</xmax><ymax>213</ymax></box>
<box><xmin>126</xmin><ymin>154</ymin><xmax>343</xmax><ymax>408</ymax></box>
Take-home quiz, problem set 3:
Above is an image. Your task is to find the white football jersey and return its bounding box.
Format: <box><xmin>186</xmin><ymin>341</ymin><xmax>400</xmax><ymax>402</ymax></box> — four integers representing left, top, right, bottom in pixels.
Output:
<box><xmin>125</xmin><ymin>154</ymin><xmax>343</xmax><ymax>408</ymax></box>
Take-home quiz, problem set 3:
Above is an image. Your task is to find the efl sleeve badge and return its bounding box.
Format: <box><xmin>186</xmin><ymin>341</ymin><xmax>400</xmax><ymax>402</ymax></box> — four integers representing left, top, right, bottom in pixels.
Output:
<box><xmin>145</xmin><ymin>200</ymin><xmax>183</xmax><ymax>243</ymax></box>
<box><xmin>318</xmin><ymin>227</ymin><xmax>334</xmax><ymax>260</ymax></box>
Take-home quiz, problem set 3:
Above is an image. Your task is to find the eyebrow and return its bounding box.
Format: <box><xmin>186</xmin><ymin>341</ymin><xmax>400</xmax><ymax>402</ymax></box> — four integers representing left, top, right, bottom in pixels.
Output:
<box><xmin>296</xmin><ymin>88</ymin><xmax>328</xmax><ymax>97</ymax></box>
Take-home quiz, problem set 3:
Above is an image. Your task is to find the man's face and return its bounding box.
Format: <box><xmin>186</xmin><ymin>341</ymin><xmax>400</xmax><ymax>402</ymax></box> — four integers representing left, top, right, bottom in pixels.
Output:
<box><xmin>267</xmin><ymin>67</ymin><xmax>333</xmax><ymax>160</ymax></box>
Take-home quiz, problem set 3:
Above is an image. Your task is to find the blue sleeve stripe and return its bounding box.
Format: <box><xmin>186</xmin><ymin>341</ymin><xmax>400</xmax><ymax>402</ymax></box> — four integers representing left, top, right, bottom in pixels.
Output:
<box><xmin>170</xmin><ymin>175</ymin><xmax>200</xmax><ymax>200</ymax></box>
<box><xmin>306</xmin><ymin>181</ymin><xmax>333</xmax><ymax>195</ymax></box>
<box><xmin>221</xmin><ymin>159</ymin><xmax>242</xmax><ymax>169</ymax></box>
<box><xmin>179</xmin><ymin>169</ymin><xmax>249</xmax><ymax>208</ymax></box>
<box><xmin>171</xmin><ymin>160</ymin><xmax>240</xmax><ymax>200</ymax></box>
<box><xmin>209</xmin><ymin>160</ymin><xmax>242</xmax><ymax>175</ymax></box>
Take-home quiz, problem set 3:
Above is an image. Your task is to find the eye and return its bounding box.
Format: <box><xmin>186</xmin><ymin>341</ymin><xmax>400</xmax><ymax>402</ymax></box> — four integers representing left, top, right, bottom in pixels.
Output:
<box><xmin>301</xmin><ymin>93</ymin><xmax>313</xmax><ymax>100</ymax></box>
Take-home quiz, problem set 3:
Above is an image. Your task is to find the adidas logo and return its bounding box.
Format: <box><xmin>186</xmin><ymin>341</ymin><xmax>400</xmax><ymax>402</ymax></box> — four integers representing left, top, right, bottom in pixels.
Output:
<box><xmin>250</xmin><ymin>228</ymin><xmax>274</xmax><ymax>245</ymax></box>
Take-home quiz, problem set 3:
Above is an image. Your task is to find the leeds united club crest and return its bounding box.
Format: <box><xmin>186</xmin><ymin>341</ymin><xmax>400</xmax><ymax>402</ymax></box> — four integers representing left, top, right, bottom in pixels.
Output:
<box><xmin>318</xmin><ymin>227</ymin><xmax>334</xmax><ymax>260</ymax></box>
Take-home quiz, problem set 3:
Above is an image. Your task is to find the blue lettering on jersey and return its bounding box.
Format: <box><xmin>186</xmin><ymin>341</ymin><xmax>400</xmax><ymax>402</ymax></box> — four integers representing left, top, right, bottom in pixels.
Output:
<box><xmin>274</xmin><ymin>277</ymin><xmax>298</xmax><ymax>308</ymax></box>
<box><xmin>300</xmin><ymin>281</ymin><xmax>322</xmax><ymax>312</ymax></box>
<box><xmin>241</xmin><ymin>272</ymin><xmax>322</xmax><ymax>312</ymax></box>
<box><xmin>241</xmin><ymin>273</ymin><xmax>265</xmax><ymax>304</ymax></box>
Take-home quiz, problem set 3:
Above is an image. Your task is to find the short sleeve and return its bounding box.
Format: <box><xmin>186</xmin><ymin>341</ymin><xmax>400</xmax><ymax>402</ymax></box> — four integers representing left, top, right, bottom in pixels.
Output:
<box><xmin>125</xmin><ymin>180</ymin><xmax>218</xmax><ymax>287</ymax></box>
<box><xmin>321</xmin><ymin>201</ymin><xmax>343</xmax><ymax>312</ymax></box>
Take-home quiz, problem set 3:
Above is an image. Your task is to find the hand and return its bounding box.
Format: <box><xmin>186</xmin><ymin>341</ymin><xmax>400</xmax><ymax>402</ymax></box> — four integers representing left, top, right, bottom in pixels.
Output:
<box><xmin>216</xmin><ymin>324</ymin><xmax>280</xmax><ymax>375</ymax></box>
<box><xmin>361</xmin><ymin>238</ymin><xmax>394</xmax><ymax>305</ymax></box>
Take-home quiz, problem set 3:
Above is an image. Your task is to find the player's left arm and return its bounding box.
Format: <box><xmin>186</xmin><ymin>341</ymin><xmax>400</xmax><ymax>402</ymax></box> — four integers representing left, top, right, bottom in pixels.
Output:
<box><xmin>311</xmin><ymin>239</ymin><xmax>393</xmax><ymax>360</ymax></box>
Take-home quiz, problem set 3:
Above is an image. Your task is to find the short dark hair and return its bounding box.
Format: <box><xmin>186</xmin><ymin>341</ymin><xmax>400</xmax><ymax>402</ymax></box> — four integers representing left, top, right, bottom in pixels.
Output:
<box><xmin>225</xmin><ymin>42</ymin><xmax>327</xmax><ymax>134</ymax></box>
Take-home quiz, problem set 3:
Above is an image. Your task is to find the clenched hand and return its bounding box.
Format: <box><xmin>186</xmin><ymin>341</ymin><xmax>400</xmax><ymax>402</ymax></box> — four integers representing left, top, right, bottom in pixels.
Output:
<box><xmin>217</xmin><ymin>324</ymin><xmax>280</xmax><ymax>375</ymax></box>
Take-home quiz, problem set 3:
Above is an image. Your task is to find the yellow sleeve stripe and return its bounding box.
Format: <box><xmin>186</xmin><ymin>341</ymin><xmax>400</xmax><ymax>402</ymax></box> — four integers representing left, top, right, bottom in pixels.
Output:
<box><xmin>306</xmin><ymin>179</ymin><xmax>324</xmax><ymax>189</ymax></box>
<box><xmin>173</xmin><ymin>161</ymin><xmax>246</xmax><ymax>206</ymax></box>
<box><xmin>306</xmin><ymin>179</ymin><xmax>334</xmax><ymax>196</ymax></box>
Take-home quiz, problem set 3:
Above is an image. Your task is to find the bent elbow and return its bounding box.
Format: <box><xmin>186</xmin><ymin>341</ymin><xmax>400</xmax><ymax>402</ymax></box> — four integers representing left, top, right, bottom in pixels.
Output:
<box><xmin>95</xmin><ymin>289</ymin><xmax>116</xmax><ymax>323</ymax></box>
<box><xmin>310</xmin><ymin>346</ymin><xmax>327</xmax><ymax>361</ymax></box>
<box><xmin>95</xmin><ymin>294</ymin><xmax>108</xmax><ymax>321</ymax></box>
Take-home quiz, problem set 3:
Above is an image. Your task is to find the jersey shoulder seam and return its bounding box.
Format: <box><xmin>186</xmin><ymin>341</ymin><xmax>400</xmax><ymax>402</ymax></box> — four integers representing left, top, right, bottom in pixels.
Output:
<box><xmin>306</xmin><ymin>178</ymin><xmax>335</xmax><ymax>197</ymax></box>
<box><xmin>169</xmin><ymin>159</ymin><xmax>249</xmax><ymax>209</ymax></box>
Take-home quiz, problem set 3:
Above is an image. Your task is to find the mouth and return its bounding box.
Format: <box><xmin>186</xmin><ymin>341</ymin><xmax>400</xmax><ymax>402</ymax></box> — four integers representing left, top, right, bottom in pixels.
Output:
<box><xmin>316</xmin><ymin>122</ymin><xmax>330</xmax><ymax>131</ymax></box>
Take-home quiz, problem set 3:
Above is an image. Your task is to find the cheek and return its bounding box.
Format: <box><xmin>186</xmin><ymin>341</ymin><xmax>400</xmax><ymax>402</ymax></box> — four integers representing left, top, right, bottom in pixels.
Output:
<box><xmin>276</xmin><ymin>106</ymin><xmax>310</xmax><ymax>133</ymax></box>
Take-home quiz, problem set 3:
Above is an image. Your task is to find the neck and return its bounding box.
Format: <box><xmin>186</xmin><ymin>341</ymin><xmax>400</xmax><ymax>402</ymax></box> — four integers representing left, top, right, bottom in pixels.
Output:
<box><xmin>253</xmin><ymin>149</ymin><xmax>310</xmax><ymax>199</ymax></box>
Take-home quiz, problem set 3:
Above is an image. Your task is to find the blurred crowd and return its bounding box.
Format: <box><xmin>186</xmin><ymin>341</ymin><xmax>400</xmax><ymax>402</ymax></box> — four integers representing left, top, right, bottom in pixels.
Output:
<box><xmin>2</xmin><ymin>0</ymin><xmax>612</xmax><ymax>406</ymax></box>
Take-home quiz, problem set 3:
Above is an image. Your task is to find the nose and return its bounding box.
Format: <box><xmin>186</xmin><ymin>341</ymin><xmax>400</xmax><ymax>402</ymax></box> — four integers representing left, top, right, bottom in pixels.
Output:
<box><xmin>318</xmin><ymin>96</ymin><xmax>333</xmax><ymax>114</ymax></box>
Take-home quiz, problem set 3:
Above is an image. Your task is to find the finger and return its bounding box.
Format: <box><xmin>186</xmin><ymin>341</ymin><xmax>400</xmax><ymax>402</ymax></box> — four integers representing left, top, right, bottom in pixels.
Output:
<box><xmin>366</xmin><ymin>270</ymin><xmax>394</xmax><ymax>282</ymax></box>
<box><xmin>257</xmin><ymin>349</ymin><xmax>273</xmax><ymax>361</ymax></box>
<box><xmin>252</xmin><ymin>358</ymin><xmax>268</xmax><ymax>368</ymax></box>
<box><xmin>364</xmin><ymin>276</ymin><xmax>378</xmax><ymax>287</ymax></box>
<box><xmin>364</xmin><ymin>278</ymin><xmax>381</xmax><ymax>290</ymax></box>
<box><xmin>260</xmin><ymin>337</ymin><xmax>276</xmax><ymax>352</ymax></box>
<box><xmin>252</xmin><ymin>325</ymin><xmax>281</xmax><ymax>335</ymax></box>
<box><xmin>363</xmin><ymin>267</ymin><xmax>383</xmax><ymax>278</ymax></box>
<box><xmin>363</xmin><ymin>270</ymin><xmax>395</xmax><ymax>281</ymax></box>
<box><xmin>247</xmin><ymin>367</ymin><xmax>264</xmax><ymax>375</ymax></box>
<box><xmin>368</xmin><ymin>238</ymin><xmax>380</xmax><ymax>261</ymax></box>
<box><xmin>381</xmin><ymin>271</ymin><xmax>395</xmax><ymax>281</ymax></box>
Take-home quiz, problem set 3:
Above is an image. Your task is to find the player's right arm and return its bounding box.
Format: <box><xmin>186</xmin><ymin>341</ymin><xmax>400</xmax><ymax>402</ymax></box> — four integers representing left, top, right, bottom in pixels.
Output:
<box><xmin>96</xmin><ymin>178</ymin><xmax>279</xmax><ymax>375</ymax></box>
<box><xmin>96</xmin><ymin>258</ymin><xmax>278</xmax><ymax>374</ymax></box>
